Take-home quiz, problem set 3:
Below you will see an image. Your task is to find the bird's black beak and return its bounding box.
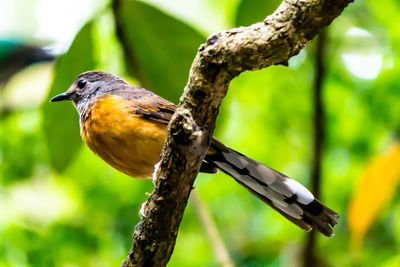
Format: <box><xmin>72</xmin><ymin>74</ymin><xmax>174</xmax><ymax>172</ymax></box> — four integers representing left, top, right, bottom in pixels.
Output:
<box><xmin>50</xmin><ymin>92</ymin><xmax>71</xmax><ymax>102</ymax></box>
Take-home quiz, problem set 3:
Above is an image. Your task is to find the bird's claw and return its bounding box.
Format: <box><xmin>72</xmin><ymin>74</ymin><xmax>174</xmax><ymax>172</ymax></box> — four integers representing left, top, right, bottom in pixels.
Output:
<box><xmin>140</xmin><ymin>161</ymin><xmax>161</xmax><ymax>217</ymax></box>
<box><xmin>152</xmin><ymin>161</ymin><xmax>161</xmax><ymax>186</ymax></box>
<box><xmin>139</xmin><ymin>192</ymin><xmax>152</xmax><ymax>218</ymax></box>
<box><xmin>139</xmin><ymin>201</ymin><xmax>147</xmax><ymax>217</ymax></box>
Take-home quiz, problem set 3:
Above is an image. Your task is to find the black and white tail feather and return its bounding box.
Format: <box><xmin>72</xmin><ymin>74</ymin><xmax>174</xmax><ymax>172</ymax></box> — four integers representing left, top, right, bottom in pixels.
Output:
<box><xmin>205</xmin><ymin>139</ymin><xmax>339</xmax><ymax>237</ymax></box>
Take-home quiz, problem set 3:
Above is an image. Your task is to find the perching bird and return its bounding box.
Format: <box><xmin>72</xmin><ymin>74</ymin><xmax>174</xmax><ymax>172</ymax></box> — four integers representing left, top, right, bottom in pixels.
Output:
<box><xmin>50</xmin><ymin>71</ymin><xmax>339</xmax><ymax>237</ymax></box>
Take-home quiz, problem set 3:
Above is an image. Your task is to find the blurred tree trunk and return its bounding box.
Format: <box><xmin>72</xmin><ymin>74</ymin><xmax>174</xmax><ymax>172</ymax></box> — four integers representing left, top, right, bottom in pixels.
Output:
<box><xmin>303</xmin><ymin>30</ymin><xmax>327</xmax><ymax>267</ymax></box>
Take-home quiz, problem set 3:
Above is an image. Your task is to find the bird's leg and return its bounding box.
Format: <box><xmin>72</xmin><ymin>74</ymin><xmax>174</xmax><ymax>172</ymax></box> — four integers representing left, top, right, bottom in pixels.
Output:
<box><xmin>139</xmin><ymin>192</ymin><xmax>152</xmax><ymax>217</ymax></box>
<box><xmin>139</xmin><ymin>202</ymin><xmax>147</xmax><ymax>217</ymax></box>
<box><xmin>152</xmin><ymin>161</ymin><xmax>162</xmax><ymax>186</ymax></box>
<box><xmin>139</xmin><ymin>162</ymin><xmax>161</xmax><ymax>217</ymax></box>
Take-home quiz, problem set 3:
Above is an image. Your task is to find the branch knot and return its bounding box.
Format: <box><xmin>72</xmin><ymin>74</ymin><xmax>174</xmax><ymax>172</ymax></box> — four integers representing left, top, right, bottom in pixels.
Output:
<box><xmin>170</xmin><ymin>109</ymin><xmax>203</xmax><ymax>145</ymax></box>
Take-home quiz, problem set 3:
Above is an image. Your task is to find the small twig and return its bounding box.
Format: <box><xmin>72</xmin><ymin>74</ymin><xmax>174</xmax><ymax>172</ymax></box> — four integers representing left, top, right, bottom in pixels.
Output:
<box><xmin>191</xmin><ymin>191</ymin><xmax>234</xmax><ymax>267</ymax></box>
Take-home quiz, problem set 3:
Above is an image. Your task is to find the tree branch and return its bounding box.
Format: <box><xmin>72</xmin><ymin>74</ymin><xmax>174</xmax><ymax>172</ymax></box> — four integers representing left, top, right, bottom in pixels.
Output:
<box><xmin>122</xmin><ymin>0</ymin><xmax>353</xmax><ymax>266</ymax></box>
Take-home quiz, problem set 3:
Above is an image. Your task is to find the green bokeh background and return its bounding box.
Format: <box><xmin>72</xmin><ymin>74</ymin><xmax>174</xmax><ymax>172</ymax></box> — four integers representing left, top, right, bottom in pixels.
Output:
<box><xmin>1</xmin><ymin>0</ymin><xmax>400</xmax><ymax>266</ymax></box>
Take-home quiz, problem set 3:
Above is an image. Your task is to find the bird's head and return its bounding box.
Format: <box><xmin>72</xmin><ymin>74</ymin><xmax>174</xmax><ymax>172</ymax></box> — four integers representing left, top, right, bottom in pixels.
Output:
<box><xmin>50</xmin><ymin>70</ymin><xmax>127</xmax><ymax>116</ymax></box>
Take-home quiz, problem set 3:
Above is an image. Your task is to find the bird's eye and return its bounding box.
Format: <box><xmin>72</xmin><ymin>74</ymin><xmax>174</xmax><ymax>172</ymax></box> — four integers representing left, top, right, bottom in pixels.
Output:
<box><xmin>77</xmin><ymin>80</ymin><xmax>87</xmax><ymax>89</ymax></box>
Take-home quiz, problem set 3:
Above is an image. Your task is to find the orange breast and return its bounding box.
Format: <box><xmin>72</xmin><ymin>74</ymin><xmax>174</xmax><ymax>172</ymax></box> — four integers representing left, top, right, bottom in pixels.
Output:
<box><xmin>81</xmin><ymin>95</ymin><xmax>167</xmax><ymax>179</ymax></box>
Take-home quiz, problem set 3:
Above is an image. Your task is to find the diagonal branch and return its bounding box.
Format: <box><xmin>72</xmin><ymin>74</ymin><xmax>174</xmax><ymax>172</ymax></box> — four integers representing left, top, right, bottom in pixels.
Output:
<box><xmin>122</xmin><ymin>0</ymin><xmax>354</xmax><ymax>266</ymax></box>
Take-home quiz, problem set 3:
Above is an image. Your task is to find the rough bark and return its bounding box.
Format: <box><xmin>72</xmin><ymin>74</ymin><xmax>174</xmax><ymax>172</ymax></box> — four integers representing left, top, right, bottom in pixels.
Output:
<box><xmin>122</xmin><ymin>0</ymin><xmax>354</xmax><ymax>266</ymax></box>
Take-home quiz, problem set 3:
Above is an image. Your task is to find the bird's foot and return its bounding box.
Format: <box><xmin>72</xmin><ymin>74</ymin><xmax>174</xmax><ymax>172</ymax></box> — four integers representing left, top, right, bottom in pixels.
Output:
<box><xmin>140</xmin><ymin>161</ymin><xmax>161</xmax><ymax>217</ymax></box>
<box><xmin>139</xmin><ymin>202</ymin><xmax>147</xmax><ymax>218</ymax></box>
<box><xmin>152</xmin><ymin>161</ymin><xmax>162</xmax><ymax>186</ymax></box>
<box><xmin>139</xmin><ymin>192</ymin><xmax>152</xmax><ymax>218</ymax></box>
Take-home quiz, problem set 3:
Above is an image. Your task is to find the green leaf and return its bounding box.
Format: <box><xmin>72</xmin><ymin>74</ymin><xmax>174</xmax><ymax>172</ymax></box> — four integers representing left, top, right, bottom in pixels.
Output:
<box><xmin>235</xmin><ymin>0</ymin><xmax>281</xmax><ymax>27</ymax></box>
<box><xmin>117</xmin><ymin>0</ymin><xmax>205</xmax><ymax>103</ymax></box>
<box><xmin>42</xmin><ymin>22</ymin><xmax>96</xmax><ymax>172</ymax></box>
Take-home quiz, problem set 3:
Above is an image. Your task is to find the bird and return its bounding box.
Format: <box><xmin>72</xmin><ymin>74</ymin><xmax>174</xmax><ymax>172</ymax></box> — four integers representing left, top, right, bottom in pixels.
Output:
<box><xmin>50</xmin><ymin>70</ymin><xmax>339</xmax><ymax>237</ymax></box>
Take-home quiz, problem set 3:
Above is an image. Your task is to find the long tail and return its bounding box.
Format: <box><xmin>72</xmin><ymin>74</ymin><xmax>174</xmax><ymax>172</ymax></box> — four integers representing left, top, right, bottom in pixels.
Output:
<box><xmin>205</xmin><ymin>139</ymin><xmax>339</xmax><ymax>237</ymax></box>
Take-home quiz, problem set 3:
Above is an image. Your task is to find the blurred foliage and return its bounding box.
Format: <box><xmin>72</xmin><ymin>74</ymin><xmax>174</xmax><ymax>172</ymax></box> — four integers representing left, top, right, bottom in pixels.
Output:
<box><xmin>117</xmin><ymin>0</ymin><xmax>205</xmax><ymax>102</ymax></box>
<box><xmin>235</xmin><ymin>0</ymin><xmax>281</xmax><ymax>26</ymax></box>
<box><xmin>0</xmin><ymin>0</ymin><xmax>400</xmax><ymax>266</ymax></box>
<box><xmin>0</xmin><ymin>41</ymin><xmax>54</xmax><ymax>85</ymax></box>
<box><xmin>43</xmin><ymin>22</ymin><xmax>96</xmax><ymax>172</ymax></box>
<box><xmin>349</xmin><ymin>143</ymin><xmax>400</xmax><ymax>250</ymax></box>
